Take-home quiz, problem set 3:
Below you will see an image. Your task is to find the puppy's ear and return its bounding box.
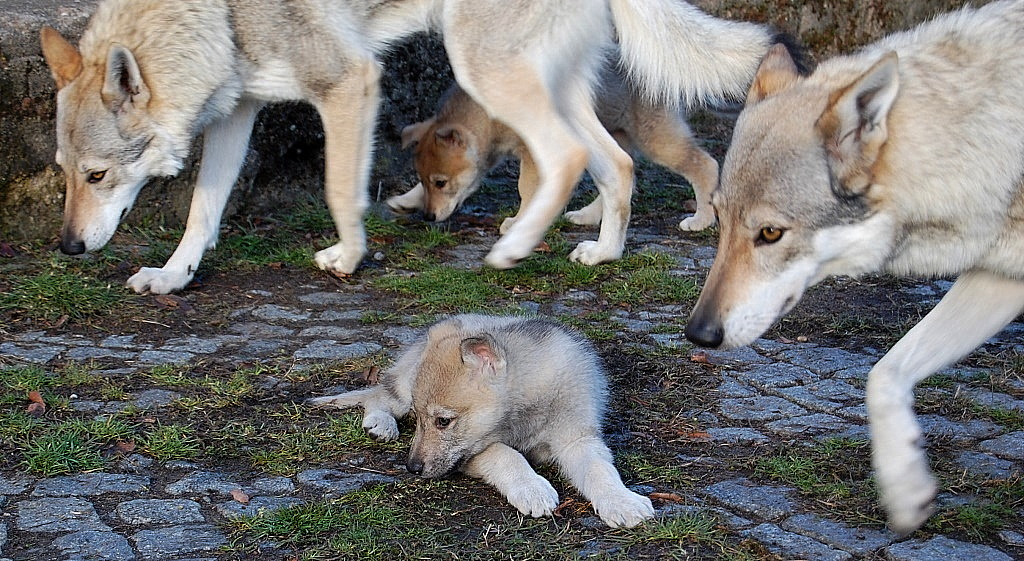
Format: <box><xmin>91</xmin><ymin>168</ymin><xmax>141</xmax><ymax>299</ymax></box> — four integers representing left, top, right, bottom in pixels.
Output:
<box><xmin>40</xmin><ymin>26</ymin><xmax>82</xmax><ymax>89</ymax></box>
<box><xmin>434</xmin><ymin>125</ymin><xmax>469</xmax><ymax>150</ymax></box>
<box><xmin>460</xmin><ymin>334</ymin><xmax>506</xmax><ymax>377</ymax></box>
<box><xmin>817</xmin><ymin>51</ymin><xmax>899</xmax><ymax>196</ymax></box>
<box><xmin>401</xmin><ymin>118</ymin><xmax>435</xmax><ymax>149</ymax></box>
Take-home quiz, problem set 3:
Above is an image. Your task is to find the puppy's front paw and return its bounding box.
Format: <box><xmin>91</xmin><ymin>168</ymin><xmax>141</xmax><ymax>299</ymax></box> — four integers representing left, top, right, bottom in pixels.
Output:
<box><xmin>678</xmin><ymin>212</ymin><xmax>715</xmax><ymax>232</ymax></box>
<box><xmin>568</xmin><ymin>240</ymin><xmax>621</xmax><ymax>266</ymax></box>
<box><xmin>126</xmin><ymin>267</ymin><xmax>192</xmax><ymax>295</ymax></box>
<box><xmin>362</xmin><ymin>410</ymin><xmax>400</xmax><ymax>442</ymax></box>
<box><xmin>592</xmin><ymin>490</ymin><xmax>654</xmax><ymax>528</ymax></box>
<box><xmin>505</xmin><ymin>474</ymin><xmax>559</xmax><ymax>518</ymax></box>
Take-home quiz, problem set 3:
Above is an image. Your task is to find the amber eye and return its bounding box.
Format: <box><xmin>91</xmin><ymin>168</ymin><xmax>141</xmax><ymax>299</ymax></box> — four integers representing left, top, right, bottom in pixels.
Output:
<box><xmin>433</xmin><ymin>179</ymin><xmax>448</xmax><ymax>189</ymax></box>
<box><xmin>86</xmin><ymin>170</ymin><xmax>107</xmax><ymax>184</ymax></box>
<box><xmin>758</xmin><ymin>226</ymin><xmax>784</xmax><ymax>244</ymax></box>
<box><xmin>435</xmin><ymin>417</ymin><xmax>453</xmax><ymax>430</ymax></box>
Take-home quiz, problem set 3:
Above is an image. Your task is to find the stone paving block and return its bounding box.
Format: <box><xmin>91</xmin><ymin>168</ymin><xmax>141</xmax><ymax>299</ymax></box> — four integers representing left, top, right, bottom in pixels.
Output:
<box><xmin>17</xmin><ymin>498</ymin><xmax>110</xmax><ymax>533</ymax></box>
<box><xmin>955</xmin><ymin>451</ymin><xmax>1019</xmax><ymax>479</ymax></box>
<box><xmin>252</xmin><ymin>304</ymin><xmax>312</xmax><ymax>322</ymax></box>
<box><xmin>978</xmin><ymin>431</ymin><xmax>1024</xmax><ymax>460</ymax></box>
<box><xmin>51</xmin><ymin>530</ymin><xmax>135</xmax><ymax>561</ymax></box>
<box><xmin>700</xmin><ymin>346</ymin><xmax>774</xmax><ymax>366</ymax></box>
<box><xmin>719</xmin><ymin>396</ymin><xmax>808</xmax><ymax>422</ymax></box>
<box><xmin>248</xmin><ymin>476</ymin><xmax>295</xmax><ymax>495</ymax></box>
<box><xmin>132</xmin><ymin>389</ymin><xmax>181</xmax><ymax>409</ymax></box>
<box><xmin>765</xmin><ymin>413</ymin><xmax>853</xmax><ymax>437</ymax></box>
<box><xmin>131</xmin><ymin>525</ymin><xmax>227</xmax><ymax>560</ymax></box>
<box><xmin>782</xmin><ymin>513</ymin><xmax>895</xmax><ymax>556</ymax></box>
<box><xmin>734</xmin><ymin>363</ymin><xmax>819</xmax><ymax>389</ymax></box>
<box><xmin>160</xmin><ymin>336</ymin><xmax>226</xmax><ymax>354</ymax></box>
<box><xmin>136</xmin><ymin>350</ymin><xmax>195</xmax><ymax>364</ymax></box>
<box><xmin>775</xmin><ymin>385</ymin><xmax>845</xmax><ymax>411</ymax></box>
<box><xmin>117</xmin><ymin>499</ymin><xmax>205</xmax><ymax>525</ymax></box>
<box><xmin>706</xmin><ymin>427</ymin><xmax>769</xmax><ymax>444</ymax></box>
<box><xmin>960</xmin><ymin>388</ymin><xmax>1024</xmax><ymax>412</ymax></box>
<box><xmin>741</xmin><ymin>523</ymin><xmax>852</xmax><ymax>561</ymax></box>
<box><xmin>215</xmin><ymin>496</ymin><xmax>305</xmax><ymax>520</ymax></box>
<box><xmin>0</xmin><ymin>475</ymin><xmax>33</xmax><ymax>495</ymax></box>
<box><xmin>299</xmin><ymin>291</ymin><xmax>369</xmax><ymax>307</ymax></box>
<box><xmin>0</xmin><ymin>342</ymin><xmax>63</xmax><ymax>363</ymax></box>
<box><xmin>383</xmin><ymin>326</ymin><xmax>424</xmax><ymax>345</ymax></box>
<box><xmin>716</xmin><ymin>376</ymin><xmax>758</xmax><ymax>398</ymax></box>
<box><xmin>885</xmin><ymin>535</ymin><xmax>1013</xmax><ymax>561</ymax></box>
<box><xmin>295</xmin><ymin>469</ymin><xmax>396</xmax><ymax>497</ymax></box>
<box><xmin>319</xmin><ymin>310</ymin><xmax>364</xmax><ymax>321</ymax></box>
<box><xmin>165</xmin><ymin>471</ymin><xmax>241</xmax><ymax>496</ymax></box>
<box><xmin>32</xmin><ymin>473</ymin><xmax>149</xmax><ymax>497</ymax></box>
<box><xmin>804</xmin><ymin>378</ymin><xmax>865</xmax><ymax>402</ymax></box>
<box><xmin>776</xmin><ymin>346</ymin><xmax>877</xmax><ymax>375</ymax></box>
<box><xmin>293</xmin><ymin>341</ymin><xmax>382</xmax><ymax>360</ymax></box>
<box><xmin>100</xmin><ymin>335</ymin><xmax>148</xmax><ymax>349</ymax></box>
<box><xmin>0</xmin><ymin>523</ymin><xmax>6</xmax><ymax>552</ymax></box>
<box><xmin>228</xmin><ymin>322</ymin><xmax>296</xmax><ymax>337</ymax></box>
<box><xmin>701</xmin><ymin>478</ymin><xmax>794</xmax><ymax>520</ymax></box>
<box><xmin>64</xmin><ymin>347</ymin><xmax>137</xmax><ymax>361</ymax></box>
<box><xmin>297</xmin><ymin>326</ymin><xmax>360</xmax><ymax>338</ymax></box>
<box><xmin>917</xmin><ymin>415</ymin><xmax>1002</xmax><ymax>441</ymax></box>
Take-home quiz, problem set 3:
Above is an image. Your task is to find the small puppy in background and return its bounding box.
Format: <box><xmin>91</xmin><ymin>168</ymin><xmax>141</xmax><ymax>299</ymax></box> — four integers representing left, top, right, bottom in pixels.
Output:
<box><xmin>387</xmin><ymin>61</ymin><xmax>719</xmax><ymax>234</ymax></box>
<box><xmin>307</xmin><ymin>314</ymin><xmax>654</xmax><ymax>528</ymax></box>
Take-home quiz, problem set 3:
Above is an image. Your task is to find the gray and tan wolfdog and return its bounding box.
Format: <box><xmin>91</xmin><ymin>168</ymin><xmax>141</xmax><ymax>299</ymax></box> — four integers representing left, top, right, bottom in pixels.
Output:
<box><xmin>386</xmin><ymin>60</ymin><xmax>720</xmax><ymax>233</ymax></box>
<box><xmin>40</xmin><ymin>0</ymin><xmax>784</xmax><ymax>294</ymax></box>
<box><xmin>307</xmin><ymin>314</ymin><xmax>655</xmax><ymax>528</ymax></box>
<box><xmin>685</xmin><ymin>0</ymin><xmax>1024</xmax><ymax>533</ymax></box>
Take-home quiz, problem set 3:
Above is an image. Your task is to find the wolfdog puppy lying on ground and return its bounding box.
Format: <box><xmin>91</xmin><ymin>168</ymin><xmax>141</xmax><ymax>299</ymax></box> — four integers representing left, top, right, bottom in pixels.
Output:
<box><xmin>307</xmin><ymin>314</ymin><xmax>654</xmax><ymax>528</ymax></box>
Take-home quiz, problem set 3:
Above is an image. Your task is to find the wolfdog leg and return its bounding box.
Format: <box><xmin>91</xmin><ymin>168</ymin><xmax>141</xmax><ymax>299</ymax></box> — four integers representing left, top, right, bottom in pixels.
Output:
<box><xmin>563</xmin><ymin>80</ymin><xmax>635</xmax><ymax>266</ymax></box>
<box><xmin>552</xmin><ymin>436</ymin><xmax>653</xmax><ymax>527</ymax></box>
<box><xmin>313</xmin><ymin>59</ymin><xmax>381</xmax><ymax>276</ymax></box>
<box><xmin>498</xmin><ymin>150</ymin><xmax>540</xmax><ymax>235</ymax></box>
<box><xmin>868</xmin><ymin>270</ymin><xmax>1024</xmax><ymax>533</ymax></box>
<box><xmin>126</xmin><ymin>100</ymin><xmax>261</xmax><ymax>294</ymax></box>
<box><xmin>306</xmin><ymin>386</ymin><xmax>404</xmax><ymax>442</ymax></box>
<box><xmin>463</xmin><ymin>443</ymin><xmax>559</xmax><ymax>518</ymax></box>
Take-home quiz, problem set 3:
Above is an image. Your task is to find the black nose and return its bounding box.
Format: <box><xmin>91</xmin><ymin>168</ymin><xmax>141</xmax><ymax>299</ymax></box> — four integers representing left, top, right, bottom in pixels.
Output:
<box><xmin>685</xmin><ymin>320</ymin><xmax>724</xmax><ymax>348</ymax></box>
<box><xmin>407</xmin><ymin>457</ymin><xmax>424</xmax><ymax>475</ymax></box>
<box><xmin>60</xmin><ymin>237</ymin><xmax>86</xmax><ymax>255</ymax></box>
<box><xmin>422</xmin><ymin>212</ymin><xmax>436</xmax><ymax>222</ymax></box>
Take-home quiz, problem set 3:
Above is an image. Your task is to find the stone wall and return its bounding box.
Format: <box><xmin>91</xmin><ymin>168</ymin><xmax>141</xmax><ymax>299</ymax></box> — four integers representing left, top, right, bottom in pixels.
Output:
<box><xmin>0</xmin><ymin>0</ymin><xmax>991</xmax><ymax>242</ymax></box>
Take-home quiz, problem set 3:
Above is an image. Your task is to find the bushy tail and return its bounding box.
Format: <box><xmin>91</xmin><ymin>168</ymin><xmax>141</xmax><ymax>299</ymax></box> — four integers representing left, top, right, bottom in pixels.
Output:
<box><xmin>609</xmin><ymin>0</ymin><xmax>776</xmax><ymax>106</ymax></box>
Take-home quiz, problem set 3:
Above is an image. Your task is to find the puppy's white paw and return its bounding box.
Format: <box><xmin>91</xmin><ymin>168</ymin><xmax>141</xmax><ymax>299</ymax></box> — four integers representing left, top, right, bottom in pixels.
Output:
<box><xmin>126</xmin><ymin>267</ymin><xmax>192</xmax><ymax>294</ymax></box>
<box><xmin>563</xmin><ymin>207</ymin><xmax>601</xmax><ymax>226</ymax></box>
<box><xmin>568</xmin><ymin>241</ymin><xmax>621</xmax><ymax>266</ymax></box>
<box><xmin>314</xmin><ymin>242</ymin><xmax>364</xmax><ymax>276</ymax></box>
<box><xmin>363</xmin><ymin>410</ymin><xmax>400</xmax><ymax>442</ymax></box>
<box><xmin>505</xmin><ymin>474</ymin><xmax>559</xmax><ymax>518</ymax></box>
<box><xmin>592</xmin><ymin>490</ymin><xmax>654</xmax><ymax>528</ymax></box>
<box><xmin>678</xmin><ymin>213</ymin><xmax>715</xmax><ymax>232</ymax></box>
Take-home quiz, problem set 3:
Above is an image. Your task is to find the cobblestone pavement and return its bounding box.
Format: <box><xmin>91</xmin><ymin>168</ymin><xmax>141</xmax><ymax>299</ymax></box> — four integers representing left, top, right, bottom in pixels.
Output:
<box><xmin>1</xmin><ymin>231</ymin><xmax>1022</xmax><ymax>560</ymax></box>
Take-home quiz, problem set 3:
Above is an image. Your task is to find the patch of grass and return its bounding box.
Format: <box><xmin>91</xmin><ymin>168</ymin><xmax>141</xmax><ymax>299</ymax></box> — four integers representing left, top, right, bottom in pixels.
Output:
<box><xmin>372</xmin><ymin>266</ymin><xmax>507</xmax><ymax>313</ymax></box>
<box><xmin>1</xmin><ymin>365</ymin><xmax>56</xmax><ymax>392</ymax></box>
<box><xmin>0</xmin><ymin>269</ymin><xmax>122</xmax><ymax>322</ymax></box>
<box><xmin>927</xmin><ymin>476</ymin><xmax>1023</xmax><ymax>539</ymax></box>
<box><xmin>145</xmin><ymin>364</ymin><xmax>196</xmax><ymax>387</ymax></box>
<box><xmin>21</xmin><ymin>427</ymin><xmax>105</xmax><ymax>476</ymax></box>
<box><xmin>141</xmin><ymin>423</ymin><xmax>202</xmax><ymax>461</ymax></box>
<box><xmin>617</xmin><ymin>451</ymin><xmax>695</xmax><ymax>489</ymax></box>
<box><xmin>0</xmin><ymin>410</ymin><xmax>44</xmax><ymax>440</ymax></box>
<box><xmin>228</xmin><ymin>487</ymin><xmax>433</xmax><ymax>560</ymax></box>
<box><xmin>616</xmin><ymin>509</ymin><xmax>725</xmax><ymax>550</ymax></box>
<box><xmin>754</xmin><ymin>438</ymin><xmax>873</xmax><ymax>510</ymax></box>
<box><xmin>56</xmin><ymin>362</ymin><xmax>103</xmax><ymax>387</ymax></box>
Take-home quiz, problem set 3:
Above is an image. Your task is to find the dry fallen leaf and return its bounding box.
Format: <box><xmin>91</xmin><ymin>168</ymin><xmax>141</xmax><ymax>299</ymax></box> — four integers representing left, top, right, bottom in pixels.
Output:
<box><xmin>26</xmin><ymin>390</ymin><xmax>46</xmax><ymax>417</ymax></box>
<box><xmin>0</xmin><ymin>242</ymin><xmax>15</xmax><ymax>258</ymax></box>
<box><xmin>534</xmin><ymin>241</ymin><xmax>551</xmax><ymax>253</ymax></box>
<box><xmin>362</xmin><ymin>366</ymin><xmax>381</xmax><ymax>385</ymax></box>
<box><xmin>690</xmin><ymin>350</ymin><xmax>712</xmax><ymax>365</ymax></box>
<box><xmin>154</xmin><ymin>294</ymin><xmax>195</xmax><ymax>314</ymax></box>
<box><xmin>650</xmin><ymin>492</ymin><xmax>684</xmax><ymax>503</ymax></box>
<box><xmin>230</xmin><ymin>488</ymin><xmax>251</xmax><ymax>504</ymax></box>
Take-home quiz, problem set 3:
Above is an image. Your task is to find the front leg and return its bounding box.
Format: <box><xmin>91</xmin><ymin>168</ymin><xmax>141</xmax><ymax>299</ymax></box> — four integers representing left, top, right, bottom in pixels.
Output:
<box><xmin>867</xmin><ymin>270</ymin><xmax>1024</xmax><ymax>533</ymax></box>
<box><xmin>386</xmin><ymin>183</ymin><xmax>426</xmax><ymax>215</ymax></box>
<box><xmin>552</xmin><ymin>435</ymin><xmax>653</xmax><ymax>528</ymax></box>
<box><xmin>462</xmin><ymin>443</ymin><xmax>559</xmax><ymax>518</ymax></box>
<box><xmin>499</xmin><ymin>148</ymin><xmax>540</xmax><ymax>235</ymax></box>
<box><xmin>313</xmin><ymin>59</ymin><xmax>381</xmax><ymax>276</ymax></box>
<box><xmin>127</xmin><ymin>100</ymin><xmax>261</xmax><ymax>294</ymax></box>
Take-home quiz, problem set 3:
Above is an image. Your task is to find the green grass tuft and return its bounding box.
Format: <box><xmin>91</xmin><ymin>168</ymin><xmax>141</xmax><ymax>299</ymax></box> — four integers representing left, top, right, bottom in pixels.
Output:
<box><xmin>0</xmin><ymin>270</ymin><xmax>122</xmax><ymax>321</ymax></box>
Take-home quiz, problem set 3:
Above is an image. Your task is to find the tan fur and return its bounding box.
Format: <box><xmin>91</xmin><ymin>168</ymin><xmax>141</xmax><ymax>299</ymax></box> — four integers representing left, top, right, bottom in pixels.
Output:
<box><xmin>388</xmin><ymin>65</ymin><xmax>720</xmax><ymax>235</ymax></box>
<box><xmin>686</xmin><ymin>0</ymin><xmax>1024</xmax><ymax>534</ymax></box>
<box><xmin>307</xmin><ymin>314</ymin><xmax>655</xmax><ymax>528</ymax></box>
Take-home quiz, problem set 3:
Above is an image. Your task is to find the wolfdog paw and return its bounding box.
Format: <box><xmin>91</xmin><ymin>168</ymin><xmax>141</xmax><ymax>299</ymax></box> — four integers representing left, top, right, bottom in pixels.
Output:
<box><xmin>568</xmin><ymin>241</ymin><xmax>621</xmax><ymax>266</ymax></box>
<box><xmin>362</xmin><ymin>410</ymin><xmax>400</xmax><ymax>442</ymax></box>
<box><xmin>506</xmin><ymin>475</ymin><xmax>559</xmax><ymax>518</ymax></box>
<box><xmin>385</xmin><ymin>194</ymin><xmax>420</xmax><ymax>215</ymax></box>
<box><xmin>126</xmin><ymin>267</ymin><xmax>192</xmax><ymax>294</ymax></box>
<box><xmin>880</xmin><ymin>468</ymin><xmax>937</xmax><ymax>535</ymax></box>
<box><xmin>484</xmin><ymin>238</ymin><xmax>532</xmax><ymax>269</ymax></box>
<box><xmin>593</xmin><ymin>491</ymin><xmax>654</xmax><ymax>528</ymax></box>
<box><xmin>563</xmin><ymin>206</ymin><xmax>602</xmax><ymax>227</ymax></box>
<box><xmin>314</xmin><ymin>243</ymin><xmax>364</xmax><ymax>276</ymax></box>
<box><xmin>498</xmin><ymin>217</ymin><xmax>517</xmax><ymax>235</ymax></box>
<box><xmin>678</xmin><ymin>213</ymin><xmax>716</xmax><ymax>232</ymax></box>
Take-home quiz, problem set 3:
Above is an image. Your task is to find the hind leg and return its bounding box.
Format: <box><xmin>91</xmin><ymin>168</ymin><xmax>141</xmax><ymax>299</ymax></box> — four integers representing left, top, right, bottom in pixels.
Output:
<box><xmin>312</xmin><ymin>58</ymin><xmax>381</xmax><ymax>276</ymax></box>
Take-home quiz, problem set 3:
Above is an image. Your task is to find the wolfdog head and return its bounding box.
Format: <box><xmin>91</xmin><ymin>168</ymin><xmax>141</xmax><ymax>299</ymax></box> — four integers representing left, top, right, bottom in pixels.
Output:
<box><xmin>399</xmin><ymin>119</ymin><xmax>484</xmax><ymax>222</ymax></box>
<box><xmin>406</xmin><ymin>319</ymin><xmax>507</xmax><ymax>478</ymax></box>
<box><xmin>686</xmin><ymin>44</ymin><xmax>901</xmax><ymax>349</ymax></box>
<box><xmin>40</xmin><ymin>27</ymin><xmax>184</xmax><ymax>255</ymax></box>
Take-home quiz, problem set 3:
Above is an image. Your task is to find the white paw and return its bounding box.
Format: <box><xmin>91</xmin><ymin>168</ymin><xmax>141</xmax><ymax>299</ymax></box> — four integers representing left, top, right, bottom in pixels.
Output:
<box><xmin>505</xmin><ymin>474</ymin><xmax>560</xmax><ymax>518</ymax></box>
<box><xmin>678</xmin><ymin>213</ymin><xmax>716</xmax><ymax>232</ymax></box>
<box><xmin>568</xmin><ymin>240</ymin><xmax>621</xmax><ymax>266</ymax></box>
<box><xmin>879</xmin><ymin>463</ymin><xmax>937</xmax><ymax>534</ymax></box>
<box><xmin>484</xmin><ymin>236</ymin><xmax>534</xmax><ymax>269</ymax></box>
<box><xmin>314</xmin><ymin>242</ymin><xmax>364</xmax><ymax>275</ymax></box>
<box><xmin>498</xmin><ymin>217</ymin><xmax>517</xmax><ymax>235</ymax></box>
<box><xmin>592</xmin><ymin>490</ymin><xmax>654</xmax><ymax>528</ymax></box>
<box><xmin>126</xmin><ymin>267</ymin><xmax>193</xmax><ymax>294</ymax></box>
<box><xmin>563</xmin><ymin>207</ymin><xmax>601</xmax><ymax>226</ymax></box>
<box><xmin>386</xmin><ymin>194</ymin><xmax>421</xmax><ymax>215</ymax></box>
<box><xmin>363</xmin><ymin>410</ymin><xmax>400</xmax><ymax>442</ymax></box>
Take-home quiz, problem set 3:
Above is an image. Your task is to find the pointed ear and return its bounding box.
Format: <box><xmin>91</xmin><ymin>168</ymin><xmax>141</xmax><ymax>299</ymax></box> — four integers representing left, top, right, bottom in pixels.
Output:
<box><xmin>40</xmin><ymin>26</ymin><xmax>82</xmax><ymax>89</ymax></box>
<box><xmin>102</xmin><ymin>43</ymin><xmax>150</xmax><ymax>113</ymax></box>
<box><xmin>745</xmin><ymin>43</ymin><xmax>800</xmax><ymax>106</ymax></box>
<box><xmin>434</xmin><ymin>125</ymin><xmax>468</xmax><ymax>149</ymax></box>
<box><xmin>460</xmin><ymin>335</ymin><xmax>506</xmax><ymax>377</ymax></box>
<box><xmin>817</xmin><ymin>51</ymin><xmax>900</xmax><ymax>196</ymax></box>
<box><xmin>401</xmin><ymin>118</ymin><xmax>435</xmax><ymax>149</ymax></box>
